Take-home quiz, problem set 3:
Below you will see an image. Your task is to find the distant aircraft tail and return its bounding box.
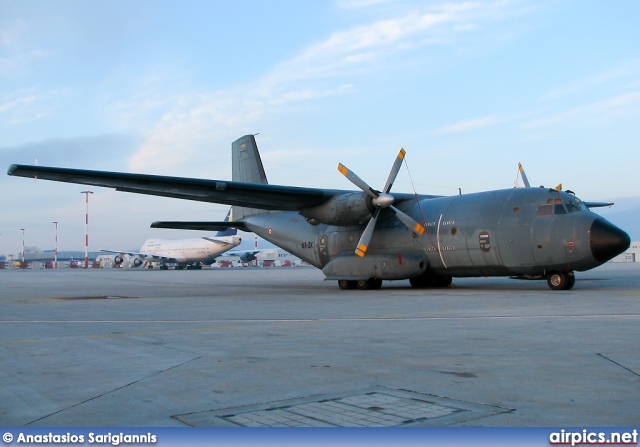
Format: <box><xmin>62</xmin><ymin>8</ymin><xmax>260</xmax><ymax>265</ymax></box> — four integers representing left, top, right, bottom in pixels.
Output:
<box><xmin>231</xmin><ymin>134</ymin><xmax>269</xmax><ymax>220</ymax></box>
<box><xmin>215</xmin><ymin>209</ymin><xmax>237</xmax><ymax>237</ymax></box>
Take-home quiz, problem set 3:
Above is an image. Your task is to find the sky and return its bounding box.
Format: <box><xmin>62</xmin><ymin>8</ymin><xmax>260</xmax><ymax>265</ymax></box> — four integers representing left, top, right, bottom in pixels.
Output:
<box><xmin>1</xmin><ymin>0</ymin><xmax>639</xmax><ymax>256</ymax></box>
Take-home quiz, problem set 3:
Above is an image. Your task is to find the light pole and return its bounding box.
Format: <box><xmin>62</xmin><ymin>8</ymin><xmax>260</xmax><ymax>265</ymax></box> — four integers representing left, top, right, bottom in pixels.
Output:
<box><xmin>52</xmin><ymin>221</ymin><xmax>58</xmax><ymax>269</ymax></box>
<box><xmin>20</xmin><ymin>228</ymin><xmax>25</xmax><ymax>265</ymax></box>
<box><xmin>80</xmin><ymin>191</ymin><xmax>93</xmax><ymax>268</ymax></box>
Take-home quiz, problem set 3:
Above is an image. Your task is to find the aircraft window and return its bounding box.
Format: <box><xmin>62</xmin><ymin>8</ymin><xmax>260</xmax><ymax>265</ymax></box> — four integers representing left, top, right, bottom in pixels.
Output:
<box><xmin>554</xmin><ymin>204</ymin><xmax>567</xmax><ymax>215</ymax></box>
<box><xmin>536</xmin><ymin>204</ymin><xmax>553</xmax><ymax>216</ymax></box>
<box><xmin>565</xmin><ymin>202</ymin><xmax>581</xmax><ymax>213</ymax></box>
<box><xmin>573</xmin><ymin>198</ymin><xmax>588</xmax><ymax>211</ymax></box>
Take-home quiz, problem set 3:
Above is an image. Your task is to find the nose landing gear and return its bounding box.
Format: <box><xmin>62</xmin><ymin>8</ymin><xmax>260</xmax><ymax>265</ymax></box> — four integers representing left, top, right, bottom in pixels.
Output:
<box><xmin>546</xmin><ymin>271</ymin><xmax>576</xmax><ymax>290</ymax></box>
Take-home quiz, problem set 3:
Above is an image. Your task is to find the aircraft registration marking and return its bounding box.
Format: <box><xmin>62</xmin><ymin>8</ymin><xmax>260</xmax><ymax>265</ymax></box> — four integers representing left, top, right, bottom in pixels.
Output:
<box><xmin>425</xmin><ymin>246</ymin><xmax>455</xmax><ymax>252</ymax></box>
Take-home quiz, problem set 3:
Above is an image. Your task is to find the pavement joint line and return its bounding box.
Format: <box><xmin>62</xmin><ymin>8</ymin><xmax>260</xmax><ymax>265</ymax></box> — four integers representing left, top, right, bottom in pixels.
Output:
<box><xmin>23</xmin><ymin>355</ymin><xmax>201</xmax><ymax>426</ymax></box>
<box><xmin>2</xmin><ymin>313</ymin><xmax>640</xmax><ymax>323</ymax></box>
<box><xmin>596</xmin><ymin>353</ymin><xmax>640</xmax><ymax>378</ymax></box>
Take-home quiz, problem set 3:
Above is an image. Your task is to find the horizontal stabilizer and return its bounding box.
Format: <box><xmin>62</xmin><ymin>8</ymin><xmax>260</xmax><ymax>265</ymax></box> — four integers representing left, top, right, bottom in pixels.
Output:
<box><xmin>150</xmin><ymin>221</ymin><xmax>249</xmax><ymax>231</ymax></box>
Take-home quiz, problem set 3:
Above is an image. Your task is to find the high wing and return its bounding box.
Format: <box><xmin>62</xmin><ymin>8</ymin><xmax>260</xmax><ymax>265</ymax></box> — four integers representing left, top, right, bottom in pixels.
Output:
<box><xmin>6</xmin><ymin>164</ymin><xmax>431</xmax><ymax>210</ymax></box>
<box><xmin>99</xmin><ymin>249</ymin><xmax>177</xmax><ymax>263</ymax></box>
<box><xmin>7</xmin><ymin>164</ymin><xmax>342</xmax><ymax>210</ymax></box>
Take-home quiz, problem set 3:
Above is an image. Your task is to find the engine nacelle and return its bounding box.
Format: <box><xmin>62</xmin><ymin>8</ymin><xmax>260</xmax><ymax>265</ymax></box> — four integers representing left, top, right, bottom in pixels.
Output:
<box><xmin>240</xmin><ymin>252</ymin><xmax>257</xmax><ymax>263</ymax></box>
<box><xmin>114</xmin><ymin>255</ymin><xmax>124</xmax><ymax>265</ymax></box>
<box><xmin>299</xmin><ymin>192</ymin><xmax>374</xmax><ymax>226</ymax></box>
<box><xmin>133</xmin><ymin>258</ymin><xmax>144</xmax><ymax>267</ymax></box>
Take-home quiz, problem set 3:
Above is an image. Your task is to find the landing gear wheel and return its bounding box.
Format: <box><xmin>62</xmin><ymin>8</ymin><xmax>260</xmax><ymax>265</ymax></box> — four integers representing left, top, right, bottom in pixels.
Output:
<box><xmin>432</xmin><ymin>276</ymin><xmax>453</xmax><ymax>288</ymax></box>
<box><xmin>356</xmin><ymin>278</ymin><xmax>383</xmax><ymax>290</ymax></box>
<box><xmin>338</xmin><ymin>280</ymin><xmax>356</xmax><ymax>290</ymax></box>
<box><xmin>546</xmin><ymin>271</ymin><xmax>575</xmax><ymax>291</ymax></box>
<box><xmin>409</xmin><ymin>276</ymin><xmax>429</xmax><ymax>288</ymax></box>
<box><xmin>410</xmin><ymin>275</ymin><xmax>452</xmax><ymax>288</ymax></box>
<box><xmin>567</xmin><ymin>272</ymin><xmax>576</xmax><ymax>289</ymax></box>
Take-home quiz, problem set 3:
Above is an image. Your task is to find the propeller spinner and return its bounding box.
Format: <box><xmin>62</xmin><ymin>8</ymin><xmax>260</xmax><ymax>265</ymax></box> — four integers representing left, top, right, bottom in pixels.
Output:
<box><xmin>338</xmin><ymin>149</ymin><xmax>426</xmax><ymax>257</ymax></box>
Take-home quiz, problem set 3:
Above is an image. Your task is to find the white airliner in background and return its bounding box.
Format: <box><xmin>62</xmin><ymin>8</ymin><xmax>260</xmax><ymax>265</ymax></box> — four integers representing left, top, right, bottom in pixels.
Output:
<box><xmin>101</xmin><ymin>210</ymin><xmax>242</xmax><ymax>269</ymax></box>
<box><xmin>101</xmin><ymin>235</ymin><xmax>242</xmax><ymax>269</ymax></box>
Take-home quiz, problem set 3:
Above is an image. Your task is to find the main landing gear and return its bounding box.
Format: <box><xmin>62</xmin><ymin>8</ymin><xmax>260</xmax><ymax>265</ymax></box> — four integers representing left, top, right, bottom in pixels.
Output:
<box><xmin>546</xmin><ymin>271</ymin><xmax>576</xmax><ymax>291</ymax></box>
<box><xmin>338</xmin><ymin>278</ymin><xmax>383</xmax><ymax>290</ymax></box>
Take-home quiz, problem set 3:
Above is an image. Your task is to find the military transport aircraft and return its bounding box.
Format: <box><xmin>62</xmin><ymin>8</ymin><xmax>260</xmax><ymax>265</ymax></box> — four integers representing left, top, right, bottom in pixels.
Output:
<box><xmin>7</xmin><ymin>135</ymin><xmax>630</xmax><ymax>290</ymax></box>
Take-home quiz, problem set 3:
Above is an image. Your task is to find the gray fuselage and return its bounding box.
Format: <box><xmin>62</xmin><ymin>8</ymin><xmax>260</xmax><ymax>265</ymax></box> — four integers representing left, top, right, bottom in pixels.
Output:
<box><xmin>242</xmin><ymin>187</ymin><xmax>629</xmax><ymax>281</ymax></box>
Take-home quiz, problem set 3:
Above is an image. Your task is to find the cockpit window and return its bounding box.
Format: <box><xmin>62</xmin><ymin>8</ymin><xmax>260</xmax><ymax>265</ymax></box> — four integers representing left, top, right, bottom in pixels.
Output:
<box><xmin>536</xmin><ymin>204</ymin><xmax>553</xmax><ymax>216</ymax></box>
<box><xmin>565</xmin><ymin>202</ymin><xmax>580</xmax><ymax>213</ymax></box>
<box><xmin>538</xmin><ymin>197</ymin><xmax>588</xmax><ymax>217</ymax></box>
<box><xmin>554</xmin><ymin>204</ymin><xmax>567</xmax><ymax>215</ymax></box>
<box><xmin>573</xmin><ymin>198</ymin><xmax>588</xmax><ymax>211</ymax></box>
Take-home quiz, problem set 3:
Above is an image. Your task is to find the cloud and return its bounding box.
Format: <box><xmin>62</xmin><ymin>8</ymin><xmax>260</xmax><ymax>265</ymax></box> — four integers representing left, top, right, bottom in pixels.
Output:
<box><xmin>336</xmin><ymin>0</ymin><xmax>392</xmax><ymax>9</ymax></box>
<box><xmin>263</xmin><ymin>2</ymin><xmax>487</xmax><ymax>85</ymax></box>
<box><xmin>0</xmin><ymin>133</ymin><xmax>140</xmax><ymax>169</ymax></box>
<box><xmin>522</xmin><ymin>91</ymin><xmax>640</xmax><ymax>130</ymax></box>
<box><xmin>0</xmin><ymin>88</ymin><xmax>66</xmax><ymax>126</ymax></box>
<box><xmin>0</xmin><ymin>18</ymin><xmax>49</xmax><ymax>76</ymax></box>
<box><xmin>539</xmin><ymin>60</ymin><xmax>640</xmax><ymax>102</ymax></box>
<box><xmin>109</xmin><ymin>1</ymin><xmax>527</xmax><ymax>174</ymax></box>
<box><xmin>434</xmin><ymin>115</ymin><xmax>504</xmax><ymax>134</ymax></box>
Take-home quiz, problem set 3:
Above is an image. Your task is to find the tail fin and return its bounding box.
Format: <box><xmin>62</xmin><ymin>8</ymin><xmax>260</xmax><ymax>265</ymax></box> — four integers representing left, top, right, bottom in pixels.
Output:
<box><xmin>215</xmin><ymin>209</ymin><xmax>237</xmax><ymax>237</ymax></box>
<box><xmin>231</xmin><ymin>135</ymin><xmax>269</xmax><ymax>219</ymax></box>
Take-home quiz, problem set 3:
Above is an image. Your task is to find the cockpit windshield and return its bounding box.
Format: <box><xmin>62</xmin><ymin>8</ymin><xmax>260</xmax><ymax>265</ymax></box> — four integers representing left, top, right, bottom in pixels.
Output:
<box><xmin>566</xmin><ymin>197</ymin><xmax>588</xmax><ymax>213</ymax></box>
<box><xmin>536</xmin><ymin>196</ymin><xmax>588</xmax><ymax>216</ymax></box>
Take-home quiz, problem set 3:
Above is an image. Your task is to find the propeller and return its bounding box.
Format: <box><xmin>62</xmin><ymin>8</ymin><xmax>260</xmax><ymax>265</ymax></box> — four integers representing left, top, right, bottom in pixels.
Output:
<box><xmin>338</xmin><ymin>148</ymin><xmax>426</xmax><ymax>257</ymax></box>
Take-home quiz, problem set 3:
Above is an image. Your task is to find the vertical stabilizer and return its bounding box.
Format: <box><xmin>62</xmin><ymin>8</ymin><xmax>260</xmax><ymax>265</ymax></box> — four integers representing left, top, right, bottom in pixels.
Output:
<box><xmin>215</xmin><ymin>209</ymin><xmax>237</xmax><ymax>237</ymax></box>
<box><xmin>231</xmin><ymin>135</ymin><xmax>269</xmax><ymax>219</ymax></box>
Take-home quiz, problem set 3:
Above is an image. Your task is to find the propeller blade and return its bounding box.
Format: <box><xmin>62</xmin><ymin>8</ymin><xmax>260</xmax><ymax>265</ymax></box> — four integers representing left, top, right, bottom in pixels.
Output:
<box><xmin>390</xmin><ymin>205</ymin><xmax>426</xmax><ymax>235</ymax></box>
<box><xmin>355</xmin><ymin>208</ymin><xmax>380</xmax><ymax>257</ymax></box>
<box><xmin>383</xmin><ymin>148</ymin><xmax>406</xmax><ymax>193</ymax></box>
<box><xmin>338</xmin><ymin>163</ymin><xmax>378</xmax><ymax>199</ymax></box>
<box><xmin>518</xmin><ymin>162</ymin><xmax>531</xmax><ymax>188</ymax></box>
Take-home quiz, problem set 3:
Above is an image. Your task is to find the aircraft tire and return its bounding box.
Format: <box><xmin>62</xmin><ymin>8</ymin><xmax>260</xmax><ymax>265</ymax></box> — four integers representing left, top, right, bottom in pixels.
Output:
<box><xmin>432</xmin><ymin>276</ymin><xmax>453</xmax><ymax>288</ymax></box>
<box><xmin>410</xmin><ymin>275</ymin><xmax>452</xmax><ymax>288</ymax></box>
<box><xmin>546</xmin><ymin>271</ymin><xmax>575</xmax><ymax>290</ymax></box>
<box><xmin>409</xmin><ymin>276</ymin><xmax>430</xmax><ymax>288</ymax></box>
<box><xmin>338</xmin><ymin>280</ymin><xmax>356</xmax><ymax>290</ymax></box>
<box><xmin>568</xmin><ymin>272</ymin><xmax>576</xmax><ymax>289</ymax></box>
<box><xmin>355</xmin><ymin>278</ymin><xmax>383</xmax><ymax>290</ymax></box>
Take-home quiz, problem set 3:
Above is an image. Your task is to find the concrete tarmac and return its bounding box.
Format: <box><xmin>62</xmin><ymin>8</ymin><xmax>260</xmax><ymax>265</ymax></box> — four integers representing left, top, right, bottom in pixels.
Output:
<box><xmin>1</xmin><ymin>263</ymin><xmax>639</xmax><ymax>427</ymax></box>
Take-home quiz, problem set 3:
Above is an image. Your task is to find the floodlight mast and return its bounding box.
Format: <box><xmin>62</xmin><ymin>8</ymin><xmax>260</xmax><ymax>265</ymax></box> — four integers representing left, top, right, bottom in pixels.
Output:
<box><xmin>52</xmin><ymin>221</ymin><xmax>58</xmax><ymax>269</ymax></box>
<box><xmin>20</xmin><ymin>228</ymin><xmax>25</xmax><ymax>265</ymax></box>
<box><xmin>81</xmin><ymin>191</ymin><xmax>93</xmax><ymax>269</ymax></box>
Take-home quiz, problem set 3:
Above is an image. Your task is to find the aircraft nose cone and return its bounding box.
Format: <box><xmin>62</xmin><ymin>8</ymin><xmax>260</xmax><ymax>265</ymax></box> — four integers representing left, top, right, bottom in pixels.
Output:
<box><xmin>590</xmin><ymin>218</ymin><xmax>630</xmax><ymax>263</ymax></box>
